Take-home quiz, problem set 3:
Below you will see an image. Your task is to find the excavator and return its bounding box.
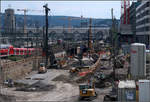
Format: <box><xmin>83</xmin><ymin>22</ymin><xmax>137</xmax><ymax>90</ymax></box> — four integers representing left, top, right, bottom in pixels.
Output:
<box><xmin>79</xmin><ymin>80</ymin><xmax>97</xmax><ymax>100</ymax></box>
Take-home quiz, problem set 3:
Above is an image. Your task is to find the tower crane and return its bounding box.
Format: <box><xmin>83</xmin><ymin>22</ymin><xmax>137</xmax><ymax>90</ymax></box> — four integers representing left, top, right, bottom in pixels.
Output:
<box><xmin>17</xmin><ymin>9</ymin><xmax>43</xmax><ymax>34</ymax></box>
<box><xmin>61</xmin><ymin>15</ymin><xmax>87</xmax><ymax>33</ymax></box>
<box><xmin>121</xmin><ymin>0</ymin><xmax>130</xmax><ymax>24</ymax></box>
<box><xmin>17</xmin><ymin>9</ymin><xmax>28</xmax><ymax>34</ymax></box>
<box><xmin>61</xmin><ymin>16</ymin><xmax>93</xmax><ymax>54</ymax></box>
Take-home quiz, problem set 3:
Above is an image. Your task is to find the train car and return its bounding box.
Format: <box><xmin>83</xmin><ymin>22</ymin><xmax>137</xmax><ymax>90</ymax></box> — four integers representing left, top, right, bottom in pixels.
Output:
<box><xmin>13</xmin><ymin>48</ymin><xmax>35</xmax><ymax>56</ymax></box>
<box><xmin>0</xmin><ymin>44</ymin><xmax>14</xmax><ymax>57</ymax></box>
<box><xmin>0</xmin><ymin>44</ymin><xmax>36</xmax><ymax>57</ymax></box>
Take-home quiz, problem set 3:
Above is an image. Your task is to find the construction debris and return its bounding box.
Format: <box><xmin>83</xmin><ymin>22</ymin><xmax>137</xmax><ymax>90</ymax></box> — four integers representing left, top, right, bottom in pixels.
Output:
<box><xmin>52</xmin><ymin>75</ymin><xmax>73</xmax><ymax>83</ymax></box>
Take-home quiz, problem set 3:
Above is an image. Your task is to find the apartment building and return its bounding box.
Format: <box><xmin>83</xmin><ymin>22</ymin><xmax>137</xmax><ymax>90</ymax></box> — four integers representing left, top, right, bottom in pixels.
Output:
<box><xmin>136</xmin><ymin>0</ymin><xmax>150</xmax><ymax>47</ymax></box>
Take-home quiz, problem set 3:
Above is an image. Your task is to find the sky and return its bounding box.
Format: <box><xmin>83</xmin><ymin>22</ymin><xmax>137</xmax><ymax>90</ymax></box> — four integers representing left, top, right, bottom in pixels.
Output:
<box><xmin>1</xmin><ymin>1</ymin><xmax>122</xmax><ymax>19</ymax></box>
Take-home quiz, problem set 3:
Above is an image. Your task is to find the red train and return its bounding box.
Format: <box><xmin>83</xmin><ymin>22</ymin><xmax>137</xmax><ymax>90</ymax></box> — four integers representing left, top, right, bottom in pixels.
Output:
<box><xmin>0</xmin><ymin>44</ymin><xmax>35</xmax><ymax>57</ymax></box>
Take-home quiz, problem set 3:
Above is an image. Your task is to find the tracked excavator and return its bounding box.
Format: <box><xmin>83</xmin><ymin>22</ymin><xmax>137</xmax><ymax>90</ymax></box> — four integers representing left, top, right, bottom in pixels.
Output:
<box><xmin>79</xmin><ymin>80</ymin><xmax>97</xmax><ymax>100</ymax></box>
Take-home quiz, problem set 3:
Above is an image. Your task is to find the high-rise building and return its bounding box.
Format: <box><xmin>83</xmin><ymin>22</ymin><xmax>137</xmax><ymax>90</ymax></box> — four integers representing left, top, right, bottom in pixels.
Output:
<box><xmin>136</xmin><ymin>0</ymin><xmax>150</xmax><ymax>46</ymax></box>
<box><xmin>4</xmin><ymin>8</ymin><xmax>15</xmax><ymax>33</ymax></box>
<box><xmin>129</xmin><ymin>2</ymin><xmax>141</xmax><ymax>42</ymax></box>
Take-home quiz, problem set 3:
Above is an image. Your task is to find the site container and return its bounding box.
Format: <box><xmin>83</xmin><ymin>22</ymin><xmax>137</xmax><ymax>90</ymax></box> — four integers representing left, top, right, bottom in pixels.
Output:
<box><xmin>130</xmin><ymin>43</ymin><xmax>146</xmax><ymax>79</ymax></box>
<box><xmin>118</xmin><ymin>80</ymin><xmax>136</xmax><ymax>102</ymax></box>
<box><xmin>139</xmin><ymin>80</ymin><xmax>150</xmax><ymax>102</ymax></box>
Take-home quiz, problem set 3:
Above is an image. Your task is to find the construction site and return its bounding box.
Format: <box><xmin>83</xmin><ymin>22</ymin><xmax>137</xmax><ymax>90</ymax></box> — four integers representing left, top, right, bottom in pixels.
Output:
<box><xmin>0</xmin><ymin>0</ymin><xmax>150</xmax><ymax>102</ymax></box>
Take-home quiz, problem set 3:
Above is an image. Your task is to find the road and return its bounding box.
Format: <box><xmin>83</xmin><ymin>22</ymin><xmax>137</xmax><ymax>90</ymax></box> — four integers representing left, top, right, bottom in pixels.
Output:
<box><xmin>0</xmin><ymin>68</ymin><xmax>111</xmax><ymax>102</ymax></box>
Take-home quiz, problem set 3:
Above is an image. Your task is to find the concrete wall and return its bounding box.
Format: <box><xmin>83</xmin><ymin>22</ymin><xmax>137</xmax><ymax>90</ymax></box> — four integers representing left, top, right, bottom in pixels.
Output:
<box><xmin>1</xmin><ymin>57</ymin><xmax>34</xmax><ymax>81</ymax></box>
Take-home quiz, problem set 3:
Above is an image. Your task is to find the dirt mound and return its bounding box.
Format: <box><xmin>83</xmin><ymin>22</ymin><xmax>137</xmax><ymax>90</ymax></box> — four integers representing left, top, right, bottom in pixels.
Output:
<box><xmin>52</xmin><ymin>75</ymin><xmax>73</xmax><ymax>83</ymax></box>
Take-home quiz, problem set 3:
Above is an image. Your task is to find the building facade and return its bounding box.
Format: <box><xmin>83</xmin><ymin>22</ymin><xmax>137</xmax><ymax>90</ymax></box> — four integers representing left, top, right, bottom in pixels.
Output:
<box><xmin>129</xmin><ymin>2</ymin><xmax>141</xmax><ymax>42</ymax></box>
<box><xmin>4</xmin><ymin>8</ymin><xmax>15</xmax><ymax>33</ymax></box>
<box><xmin>136</xmin><ymin>0</ymin><xmax>150</xmax><ymax>47</ymax></box>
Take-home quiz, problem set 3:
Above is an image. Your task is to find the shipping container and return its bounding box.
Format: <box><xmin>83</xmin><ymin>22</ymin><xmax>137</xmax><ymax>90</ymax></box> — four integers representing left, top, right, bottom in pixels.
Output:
<box><xmin>139</xmin><ymin>80</ymin><xmax>150</xmax><ymax>102</ymax></box>
<box><xmin>130</xmin><ymin>43</ymin><xmax>146</xmax><ymax>79</ymax></box>
<box><xmin>118</xmin><ymin>80</ymin><xmax>136</xmax><ymax>102</ymax></box>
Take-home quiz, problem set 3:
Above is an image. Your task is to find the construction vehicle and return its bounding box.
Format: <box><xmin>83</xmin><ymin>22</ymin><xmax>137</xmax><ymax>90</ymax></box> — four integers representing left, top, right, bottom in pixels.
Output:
<box><xmin>79</xmin><ymin>80</ymin><xmax>97</xmax><ymax>100</ymax></box>
<box><xmin>69</xmin><ymin>67</ymin><xmax>80</xmax><ymax>74</ymax></box>
<box><xmin>38</xmin><ymin>63</ymin><xmax>47</xmax><ymax>73</ymax></box>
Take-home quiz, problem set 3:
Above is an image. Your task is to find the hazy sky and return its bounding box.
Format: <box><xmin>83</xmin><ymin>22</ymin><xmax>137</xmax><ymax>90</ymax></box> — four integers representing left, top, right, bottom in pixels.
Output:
<box><xmin>1</xmin><ymin>1</ymin><xmax>122</xmax><ymax>19</ymax></box>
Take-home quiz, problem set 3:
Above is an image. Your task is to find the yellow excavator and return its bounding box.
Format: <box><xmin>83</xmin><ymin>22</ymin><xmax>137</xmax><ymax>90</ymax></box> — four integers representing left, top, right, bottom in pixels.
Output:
<box><xmin>79</xmin><ymin>80</ymin><xmax>97</xmax><ymax>100</ymax></box>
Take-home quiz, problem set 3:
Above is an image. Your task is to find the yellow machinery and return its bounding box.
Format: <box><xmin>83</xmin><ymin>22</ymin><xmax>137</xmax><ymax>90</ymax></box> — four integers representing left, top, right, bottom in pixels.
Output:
<box><xmin>69</xmin><ymin>67</ymin><xmax>80</xmax><ymax>74</ymax></box>
<box><xmin>79</xmin><ymin>81</ymin><xmax>97</xmax><ymax>100</ymax></box>
<box><xmin>38</xmin><ymin>63</ymin><xmax>47</xmax><ymax>73</ymax></box>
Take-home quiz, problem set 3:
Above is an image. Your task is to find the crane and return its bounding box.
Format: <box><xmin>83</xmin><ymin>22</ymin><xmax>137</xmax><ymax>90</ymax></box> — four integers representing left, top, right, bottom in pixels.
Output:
<box><xmin>17</xmin><ymin>9</ymin><xmax>43</xmax><ymax>34</ymax></box>
<box><xmin>17</xmin><ymin>9</ymin><xmax>28</xmax><ymax>34</ymax></box>
<box><xmin>121</xmin><ymin>0</ymin><xmax>130</xmax><ymax>24</ymax></box>
<box><xmin>61</xmin><ymin>17</ymin><xmax>75</xmax><ymax>33</ymax></box>
<box><xmin>61</xmin><ymin>16</ymin><xmax>93</xmax><ymax>53</ymax></box>
<box><xmin>61</xmin><ymin>15</ymin><xmax>87</xmax><ymax>33</ymax></box>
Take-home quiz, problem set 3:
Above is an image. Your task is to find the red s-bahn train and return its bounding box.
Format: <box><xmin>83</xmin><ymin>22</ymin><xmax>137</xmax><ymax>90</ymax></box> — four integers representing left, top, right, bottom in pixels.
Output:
<box><xmin>0</xmin><ymin>44</ymin><xmax>35</xmax><ymax>57</ymax></box>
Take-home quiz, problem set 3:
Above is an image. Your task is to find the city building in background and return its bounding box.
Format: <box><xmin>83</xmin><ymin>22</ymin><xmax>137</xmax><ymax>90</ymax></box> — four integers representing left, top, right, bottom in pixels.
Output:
<box><xmin>119</xmin><ymin>0</ymin><xmax>150</xmax><ymax>48</ymax></box>
<box><xmin>129</xmin><ymin>2</ymin><xmax>141</xmax><ymax>42</ymax></box>
<box><xmin>3</xmin><ymin>8</ymin><xmax>15</xmax><ymax>33</ymax></box>
<box><xmin>136</xmin><ymin>0</ymin><xmax>150</xmax><ymax>47</ymax></box>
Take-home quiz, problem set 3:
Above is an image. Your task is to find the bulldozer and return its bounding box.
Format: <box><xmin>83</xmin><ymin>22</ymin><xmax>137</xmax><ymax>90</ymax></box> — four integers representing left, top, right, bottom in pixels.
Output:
<box><xmin>79</xmin><ymin>80</ymin><xmax>97</xmax><ymax>100</ymax></box>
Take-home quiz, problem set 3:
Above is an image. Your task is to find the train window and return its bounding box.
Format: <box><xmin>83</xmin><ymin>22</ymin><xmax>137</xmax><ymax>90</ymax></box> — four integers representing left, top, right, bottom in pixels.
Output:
<box><xmin>1</xmin><ymin>52</ymin><xmax>7</xmax><ymax>55</ymax></box>
<box><xmin>17</xmin><ymin>49</ymin><xmax>19</xmax><ymax>52</ymax></box>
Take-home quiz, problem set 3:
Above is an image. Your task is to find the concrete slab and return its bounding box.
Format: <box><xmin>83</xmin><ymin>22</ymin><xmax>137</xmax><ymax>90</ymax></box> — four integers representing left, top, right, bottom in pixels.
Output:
<box><xmin>14</xmin><ymin>80</ymin><xmax>39</xmax><ymax>86</ymax></box>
